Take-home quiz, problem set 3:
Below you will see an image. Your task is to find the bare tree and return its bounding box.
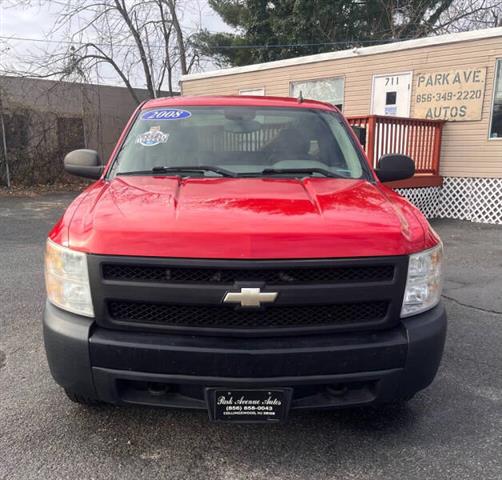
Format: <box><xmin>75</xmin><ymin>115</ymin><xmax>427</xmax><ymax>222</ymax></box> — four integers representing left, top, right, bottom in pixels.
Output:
<box><xmin>2</xmin><ymin>0</ymin><xmax>501</xmax><ymax>94</ymax></box>
<box><xmin>373</xmin><ymin>0</ymin><xmax>502</xmax><ymax>40</ymax></box>
<box><xmin>1</xmin><ymin>0</ymin><xmax>203</xmax><ymax>103</ymax></box>
<box><xmin>435</xmin><ymin>0</ymin><xmax>502</xmax><ymax>32</ymax></box>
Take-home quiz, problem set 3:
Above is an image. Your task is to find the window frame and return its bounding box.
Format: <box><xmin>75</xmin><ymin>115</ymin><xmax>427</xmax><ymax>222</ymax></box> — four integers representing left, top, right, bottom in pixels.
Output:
<box><xmin>289</xmin><ymin>76</ymin><xmax>345</xmax><ymax>110</ymax></box>
<box><xmin>488</xmin><ymin>58</ymin><xmax>502</xmax><ymax>141</ymax></box>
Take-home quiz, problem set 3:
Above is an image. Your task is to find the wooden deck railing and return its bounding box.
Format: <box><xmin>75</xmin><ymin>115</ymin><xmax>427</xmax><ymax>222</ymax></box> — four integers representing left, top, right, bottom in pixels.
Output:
<box><xmin>347</xmin><ymin>115</ymin><xmax>445</xmax><ymax>188</ymax></box>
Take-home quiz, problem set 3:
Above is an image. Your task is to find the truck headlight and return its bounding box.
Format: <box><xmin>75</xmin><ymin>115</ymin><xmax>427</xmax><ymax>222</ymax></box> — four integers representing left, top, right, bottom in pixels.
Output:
<box><xmin>44</xmin><ymin>239</ymin><xmax>94</xmax><ymax>317</ymax></box>
<box><xmin>401</xmin><ymin>243</ymin><xmax>443</xmax><ymax>318</ymax></box>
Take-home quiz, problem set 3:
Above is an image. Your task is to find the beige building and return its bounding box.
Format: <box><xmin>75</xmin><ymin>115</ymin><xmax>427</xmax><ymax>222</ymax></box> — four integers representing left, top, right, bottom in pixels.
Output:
<box><xmin>181</xmin><ymin>28</ymin><xmax>502</xmax><ymax>224</ymax></box>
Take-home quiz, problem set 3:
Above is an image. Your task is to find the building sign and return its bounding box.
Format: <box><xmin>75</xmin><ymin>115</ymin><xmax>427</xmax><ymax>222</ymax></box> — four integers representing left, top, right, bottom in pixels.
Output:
<box><xmin>413</xmin><ymin>67</ymin><xmax>486</xmax><ymax>121</ymax></box>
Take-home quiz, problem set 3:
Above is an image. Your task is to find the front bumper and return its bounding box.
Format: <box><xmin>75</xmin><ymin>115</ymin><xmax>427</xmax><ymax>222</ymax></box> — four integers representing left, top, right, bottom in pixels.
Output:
<box><xmin>43</xmin><ymin>301</ymin><xmax>447</xmax><ymax>410</ymax></box>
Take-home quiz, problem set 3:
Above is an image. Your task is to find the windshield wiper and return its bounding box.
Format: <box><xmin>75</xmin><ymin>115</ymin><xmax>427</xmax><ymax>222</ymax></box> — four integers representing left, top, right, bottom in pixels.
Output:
<box><xmin>118</xmin><ymin>165</ymin><xmax>237</xmax><ymax>178</ymax></box>
<box><xmin>117</xmin><ymin>166</ymin><xmax>344</xmax><ymax>179</ymax></box>
<box><xmin>259</xmin><ymin>168</ymin><xmax>344</xmax><ymax>178</ymax></box>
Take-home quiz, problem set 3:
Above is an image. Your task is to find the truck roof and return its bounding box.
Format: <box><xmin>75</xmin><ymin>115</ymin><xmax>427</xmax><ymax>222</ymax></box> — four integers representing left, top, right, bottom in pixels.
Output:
<box><xmin>142</xmin><ymin>95</ymin><xmax>336</xmax><ymax>111</ymax></box>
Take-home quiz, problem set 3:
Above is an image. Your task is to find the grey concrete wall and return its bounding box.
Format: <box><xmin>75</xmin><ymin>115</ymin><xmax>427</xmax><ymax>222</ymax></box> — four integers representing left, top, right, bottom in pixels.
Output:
<box><xmin>0</xmin><ymin>76</ymin><xmax>151</xmax><ymax>163</ymax></box>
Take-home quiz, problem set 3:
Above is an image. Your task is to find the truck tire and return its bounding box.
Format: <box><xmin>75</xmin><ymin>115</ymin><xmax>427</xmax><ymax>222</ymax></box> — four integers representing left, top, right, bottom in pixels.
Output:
<box><xmin>64</xmin><ymin>388</ymin><xmax>102</xmax><ymax>406</ymax></box>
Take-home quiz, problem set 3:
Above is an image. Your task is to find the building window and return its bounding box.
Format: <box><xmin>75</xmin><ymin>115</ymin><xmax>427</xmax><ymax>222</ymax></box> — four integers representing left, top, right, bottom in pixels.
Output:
<box><xmin>239</xmin><ymin>87</ymin><xmax>265</xmax><ymax>96</ymax></box>
<box><xmin>290</xmin><ymin>77</ymin><xmax>344</xmax><ymax>110</ymax></box>
<box><xmin>386</xmin><ymin>91</ymin><xmax>397</xmax><ymax>105</ymax></box>
<box><xmin>490</xmin><ymin>59</ymin><xmax>502</xmax><ymax>139</ymax></box>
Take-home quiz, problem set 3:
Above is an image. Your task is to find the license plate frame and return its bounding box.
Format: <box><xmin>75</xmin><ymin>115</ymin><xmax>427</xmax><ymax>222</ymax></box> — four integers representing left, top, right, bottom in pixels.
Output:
<box><xmin>206</xmin><ymin>388</ymin><xmax>293</xmax><ymax>423</ymax></box>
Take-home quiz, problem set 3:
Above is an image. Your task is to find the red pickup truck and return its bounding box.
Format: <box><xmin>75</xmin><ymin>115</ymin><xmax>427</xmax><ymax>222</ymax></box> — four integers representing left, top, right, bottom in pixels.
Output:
<box><xmin>44</xmin><ymin>96</ymin><xmax>446</xmax><ymax>423</ymax></box>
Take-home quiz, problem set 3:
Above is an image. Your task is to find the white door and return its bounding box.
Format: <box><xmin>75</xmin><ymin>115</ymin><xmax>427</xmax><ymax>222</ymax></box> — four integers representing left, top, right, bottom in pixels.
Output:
<box><xmin>371</xmin><ymin>73</ymin><xmax>412</xmax><ymax>117</ymax></box>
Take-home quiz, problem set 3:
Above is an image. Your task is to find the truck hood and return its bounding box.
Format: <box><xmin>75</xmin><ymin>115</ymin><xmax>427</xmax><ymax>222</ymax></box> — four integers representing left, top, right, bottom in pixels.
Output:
<box><xmin>62</xmin><ymin>176</ymin><xmax>428</xmax><ymax>258</ymax></box>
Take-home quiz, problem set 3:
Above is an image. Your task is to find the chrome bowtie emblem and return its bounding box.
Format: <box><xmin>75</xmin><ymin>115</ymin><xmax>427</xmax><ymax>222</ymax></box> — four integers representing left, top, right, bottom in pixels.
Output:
<box><xmin>223</xmin><ymin>288</ymin><xmax>278</xmax><ymax>308</ymax></box>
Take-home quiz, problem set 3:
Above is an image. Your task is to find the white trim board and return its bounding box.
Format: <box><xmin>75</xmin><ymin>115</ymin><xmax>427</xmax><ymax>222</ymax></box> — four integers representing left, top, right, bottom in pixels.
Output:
<box><xmin>181</xmin><ymin>27</ymin><xmax>502</xmax><ymax>82</ymax></box>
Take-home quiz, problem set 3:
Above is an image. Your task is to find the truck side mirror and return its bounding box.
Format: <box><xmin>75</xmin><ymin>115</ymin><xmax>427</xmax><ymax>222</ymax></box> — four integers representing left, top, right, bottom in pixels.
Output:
<box><xmin>351</xmin><ymin>126</ymin><xmax>366</xmax><ymax>147</ymax></box>
<box><xmin>64</xmin><ymin>149</ymin><xmax>104</xmax><ymax>180</ymax></box>
<box><xmin>375</xmin><ymin>154</ymin><xmax>415</xmax><ymax>182</ymax></box>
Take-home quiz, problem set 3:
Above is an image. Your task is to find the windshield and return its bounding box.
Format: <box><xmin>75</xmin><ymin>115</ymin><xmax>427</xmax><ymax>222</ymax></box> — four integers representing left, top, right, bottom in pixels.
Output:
<box><xmin>109</xmin><ymin>106</ymin><xmax>369</xmax><ymax>179</ymax></box>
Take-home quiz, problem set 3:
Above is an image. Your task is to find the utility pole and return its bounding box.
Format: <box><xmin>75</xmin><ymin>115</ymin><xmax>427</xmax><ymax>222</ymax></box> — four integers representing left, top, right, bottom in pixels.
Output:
<box><xmin>0</xmin><ymin>89</ymin><xmax>11</xmax><ymax>188</ymax></box>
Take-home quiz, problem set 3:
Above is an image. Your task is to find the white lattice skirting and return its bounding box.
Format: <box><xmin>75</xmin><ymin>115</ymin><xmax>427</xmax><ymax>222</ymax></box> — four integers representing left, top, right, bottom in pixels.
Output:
<box><xmin>396</xmin><ymin>177</ymin><xmax>502</xmax><ymax>225</ymax></box>
<box><xmin>396</xmin><ymin>186</ymin><xmax>442</xmax><ymax>219</ymax></box>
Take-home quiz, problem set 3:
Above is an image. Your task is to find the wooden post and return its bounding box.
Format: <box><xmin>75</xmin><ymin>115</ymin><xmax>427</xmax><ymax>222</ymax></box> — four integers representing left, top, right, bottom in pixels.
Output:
<box><xmin>431</xmin><ymin>122</ymin><xmax>444</xmax><ymax>176</ymax></box>
<box><xmin>366</xmin><ymin>115</ymin><xmax>377</xmax><ymax>167</ymax></box>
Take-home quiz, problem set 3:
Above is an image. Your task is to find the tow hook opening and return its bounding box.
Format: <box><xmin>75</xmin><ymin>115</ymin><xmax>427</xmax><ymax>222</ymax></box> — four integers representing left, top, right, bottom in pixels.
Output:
<box><xmin>326</xmin><ymin>384</ymin><xmax>349</xmax><ymax>397</ymax></box>
<box><xmin>147</xmin><ymin>382</ymin><xmax>171</xmax><ymax>397</ymax></box>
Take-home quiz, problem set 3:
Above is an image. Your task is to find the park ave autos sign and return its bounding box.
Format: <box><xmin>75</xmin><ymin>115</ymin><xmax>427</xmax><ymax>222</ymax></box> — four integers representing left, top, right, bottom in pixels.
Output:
<box><xmin>413</xmin><ymin>67</ymin><xmax>487</xmax><ymax>121</ymax></box>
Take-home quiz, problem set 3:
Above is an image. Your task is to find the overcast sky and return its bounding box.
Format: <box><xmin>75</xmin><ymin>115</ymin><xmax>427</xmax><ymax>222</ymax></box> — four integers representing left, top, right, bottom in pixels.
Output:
<box><xmin>0</xmin><ymin>0</ymin><xmax>231</xmax><ymax>88</ymax></box>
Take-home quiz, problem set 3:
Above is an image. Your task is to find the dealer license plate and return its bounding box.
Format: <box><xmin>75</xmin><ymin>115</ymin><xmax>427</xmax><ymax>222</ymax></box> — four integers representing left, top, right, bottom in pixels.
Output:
<box><xmin>207</xmin><ymin>388</ymin><xmax>292</xmax><ymax>423</ymax></box>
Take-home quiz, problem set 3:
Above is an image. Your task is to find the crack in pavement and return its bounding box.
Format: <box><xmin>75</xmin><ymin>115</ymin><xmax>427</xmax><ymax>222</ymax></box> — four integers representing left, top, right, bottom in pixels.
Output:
<box><xmin>442</xmin><ymin>294</ymin><xmax>502</xmax><ymax>316</ymax></box>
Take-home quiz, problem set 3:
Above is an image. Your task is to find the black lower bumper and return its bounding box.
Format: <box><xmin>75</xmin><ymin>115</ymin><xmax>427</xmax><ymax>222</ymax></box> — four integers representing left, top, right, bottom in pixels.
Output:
<box><xmin>43</xmin><ymin>301</ymin><xmax>447</xmax><ymax>411</ymax></box>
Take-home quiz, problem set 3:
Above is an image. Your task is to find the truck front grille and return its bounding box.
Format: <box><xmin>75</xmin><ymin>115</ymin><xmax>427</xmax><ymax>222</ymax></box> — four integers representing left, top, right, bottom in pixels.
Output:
<box><xmin>108</xmin><ymin>300</ymin><xmax>389</xmax><ymax>330</ymax></box>
<box><xmin>88</xmin><ymin>255</ymin><xmax>408</xmax><ymax>336</ymax></box>
<box><xmin>102</xmin><ymin>263</ymin><xmax>394</xmax><ymax>285</ymax></box>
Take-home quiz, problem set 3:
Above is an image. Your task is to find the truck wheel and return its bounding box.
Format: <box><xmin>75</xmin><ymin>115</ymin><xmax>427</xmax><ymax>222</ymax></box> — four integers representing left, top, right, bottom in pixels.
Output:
<box><xmin>64</xmin><ymin>388</ymin><xmax>102</xmax><ymax>406</ymax></box>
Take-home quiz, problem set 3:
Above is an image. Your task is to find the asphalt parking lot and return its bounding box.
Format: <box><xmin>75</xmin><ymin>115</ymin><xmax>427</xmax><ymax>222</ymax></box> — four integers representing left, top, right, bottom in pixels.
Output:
<box><xmin>1</xmin><ymin>193</ymin><xmax>502</xmax><ymax>480</ymax></box>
